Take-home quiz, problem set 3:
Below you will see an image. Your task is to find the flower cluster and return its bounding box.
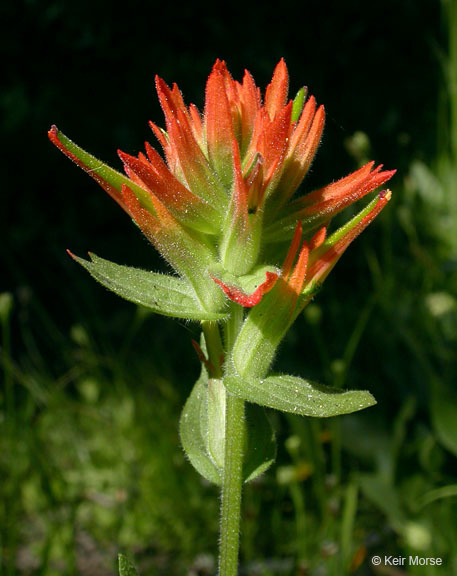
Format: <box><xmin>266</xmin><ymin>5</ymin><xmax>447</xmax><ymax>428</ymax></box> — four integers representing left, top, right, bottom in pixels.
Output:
<box><xmin>49</xmin><ymin>59</ymin><xmax>394</xmax><ymax>379</ymax></box>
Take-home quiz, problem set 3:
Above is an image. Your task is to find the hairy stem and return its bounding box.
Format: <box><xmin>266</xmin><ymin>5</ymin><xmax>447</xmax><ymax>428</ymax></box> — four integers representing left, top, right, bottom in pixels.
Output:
<box><xmin>219</xmin><ymin>393</ymin><xmax>245</xmax><ymax>576</ymax></box>
<box><xmin>203</xmin><ymin>311</ymin><xmax>246</xmax><ymax>576</ymax></box>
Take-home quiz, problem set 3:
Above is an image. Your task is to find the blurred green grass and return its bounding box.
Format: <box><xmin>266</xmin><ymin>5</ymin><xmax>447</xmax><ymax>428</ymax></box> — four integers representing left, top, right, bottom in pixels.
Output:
<box><xmin>2</xmin><ymin>0</ymin><xmax>457</xmax><ymax>574</ymax></box>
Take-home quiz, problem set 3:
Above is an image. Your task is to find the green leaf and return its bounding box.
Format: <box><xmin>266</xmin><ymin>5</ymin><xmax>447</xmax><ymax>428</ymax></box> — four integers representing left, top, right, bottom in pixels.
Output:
<box><xmin>244</xmin><ymin>404</ymin><xmax>276</xmax><ymax>482</ymax></box>
<box><xmin>180</xmin><ymin>368</ymin><xmax>277</xmax><ymax>484</ymax></box>
<box><xmin>72</xmin><ymin>253</ymin><xmax>227</xmax><ymax>321</ymax></box>
<box><xmin>179</xmin><ymin>369</ymin><xmax>222</xmax><ymax>486</ymax></box>
<box><xmin>431</xmin><ymin>378</ymin><xmax>457</xmax><ymax>457</ymax></box>
<box><xmin>207</xmin><ymin>378</ymin><xmax>226</xmax><ymax>469</ymax></box>
<box><xmin>224</xmin><ymin>374</ymin><xmax>376</xmax><ymax>417</ymax></box>
<box><xmin>118</xmin><ymin>554</ymin><xmax>139</xmax><ymax>576</ymax></box>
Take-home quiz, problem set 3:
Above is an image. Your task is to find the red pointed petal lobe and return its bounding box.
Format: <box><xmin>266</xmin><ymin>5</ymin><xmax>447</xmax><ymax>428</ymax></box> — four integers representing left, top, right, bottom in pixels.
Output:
<box><xmin>155</xmin><ymin>76</ymin><xmax>186</xmax><ymax>126</ymax></box>
<box><xmin>264</xmin><ymin>59</ymin><xmax>289</xmax><ymax>120</ymax></box>
<box><xmin>289</xmin><ymin>95</ymin><xmax>316</xmax><ymax>150</ymax></box>
<box><xmin>294</xmin><ymin>104</ymin><xmax>325</xmax><ymax>173</ymax></box>
<box><xmin>212</xmin><ymin>271</ymin><xmax>279</xmax><ymax>307</ymax></box>
<box><xmin>238</xmin><ymin>70</ymin><xmax>261</xmax><ymax>153</ymax></box>
<box><xmin>274</xmin><ymin>101</ymin><xmax>325</xmax><ymax>206</ymax></box>
<box><xmin>293</xmin><ymin>164</ymin><xmax>396</xmax><ymax>217</ymax></box>
<box><xmin>188</xmin><ymin>103</ymin><xmax>204</xmax><ymax>144</ymax></box>
<box><xmin>282</xmin><ymin>221</ymin><xmax>303</xmax><ymax>279</ymax></box>
<box><xmin>309</xmin><ymin>226</ymin><xmax>328</xmax><ymax>250</ymax></box>
<box><xmin>205</xmin><ymin>63</ymin><xmax>235</xmax><ymax>185</ymax></box>
<box><xmin>307</xmin><ymin>191</ymin><xmax>392</xmax><ymax>282</ymax></box>
<box><xmin>119</xmin><ymin>147</ymin><xmax>222</xmax><ymax>233</ymax></box>
<box><xmin>166</xmin><ymin>109</ymin><xmax>227</xmax><ymax>206</ymax></box>
<box><xmin>262</xmin><ymin>101</ymin><xmax>293</xmax><ymax>171</ymax></box>
<box><xmin>118</xmin><ymin>149</ymin><xmax>197</xmax><ymax>210</ymax></box>
<box><xmin>289</xmin><ymin>241</ymin><xmax>309</xmax><ymax>295</ymax></box>
<box><xmin>149</xmin><ymin>121</ymin><xmax>168</xmax><ymax>151</ymax></box>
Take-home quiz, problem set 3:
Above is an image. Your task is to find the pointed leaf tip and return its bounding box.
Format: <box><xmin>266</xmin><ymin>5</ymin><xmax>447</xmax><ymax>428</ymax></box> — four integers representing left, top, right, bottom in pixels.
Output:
<box><xmin>225</xmin><ymin>374</ymin><xmax>377</xmax><ymax>417</ymax></box>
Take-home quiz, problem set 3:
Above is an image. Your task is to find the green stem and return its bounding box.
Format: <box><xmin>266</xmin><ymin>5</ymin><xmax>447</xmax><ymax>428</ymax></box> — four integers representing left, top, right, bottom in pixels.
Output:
<box><xmin>203</xmin><ymin>309</ymin><xmax>246</xmax><ymax>576</ymax></box>
<box><xmin>223</xmin><ymin>303</ymin><xmax>244</xmax><ymax>354</ymax></box>
<box><xmin>219</xmin><ymin>393</ymin><xmax>245</xmax><ymax>576</ymax></box>
<box><xmin>202</xmin><ymin>321</ymin><xmax>224</xmax><ymax>378</ymax></box>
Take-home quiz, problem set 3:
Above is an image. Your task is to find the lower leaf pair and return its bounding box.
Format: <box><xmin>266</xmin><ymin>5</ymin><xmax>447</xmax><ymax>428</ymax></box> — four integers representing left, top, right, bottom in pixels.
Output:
<box><xmin>179</xmin><ymin>365</ymin><xmax>276</xmax><ymax>485</ymax></box>
<box><xmin>180</xmin><ymin>364</ymin><xmax>375</xmax><ymax>485</ymax></box>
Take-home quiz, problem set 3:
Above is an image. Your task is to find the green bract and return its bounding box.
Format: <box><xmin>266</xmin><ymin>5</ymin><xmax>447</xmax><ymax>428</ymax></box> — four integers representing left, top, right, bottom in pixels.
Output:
<box><xmin>72</xmin><ymin>253</ymin><xmax>228</xmax><ymax>321</ymax></box>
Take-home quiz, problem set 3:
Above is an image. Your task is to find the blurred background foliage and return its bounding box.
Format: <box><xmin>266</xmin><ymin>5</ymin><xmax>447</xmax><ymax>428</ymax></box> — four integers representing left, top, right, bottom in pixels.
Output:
<box><xmin>1</xmin><ymin>0</ymin><xmax>457</xmax><ymax>574</ymax></box>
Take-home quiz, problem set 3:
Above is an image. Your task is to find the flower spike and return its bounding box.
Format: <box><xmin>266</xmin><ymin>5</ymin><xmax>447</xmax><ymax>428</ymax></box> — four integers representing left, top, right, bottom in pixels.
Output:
<box><xmin>50</xmin><ymin>60</ymin><xmax>395</xmax><ymax>501</ymax></box>
<box><xmin>49</xmin><ymin>58</ymin><xmax>394</xmax><ymax>358</ymax></box>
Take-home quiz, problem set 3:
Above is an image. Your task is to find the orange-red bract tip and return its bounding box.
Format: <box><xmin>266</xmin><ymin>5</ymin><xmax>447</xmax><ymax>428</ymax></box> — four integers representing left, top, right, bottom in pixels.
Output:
<box><xmin>379</xmin><ymin>189</ymin><xmax>393</xmax><ymax>201</ymax></box>
<box><xmin>310</xmin><ymin>226</ymin><xmax>328</xmax><ymax>250</ymax></box>
<box><xmin>289</xmin><ymin>241</ymin><xmax>309</xmax><ymax>295</ymax></box>
<box><xmin>66</xmin><ymin>249</ymin><xmax>77</xmax><ymax>260</ymax></box>
<box><xmin>264</xmin><ymin>59</ymin><xmax>289</xmax><ymax>120</ymax></box>
<box><xmin>306</xmin><ymin>189</ymin><xmax>392</xmax><ymax>285</ymax></box>
<box><xmin>212</xmin><ymin>271</ymin><xmax>278</xmax><ymax>307</ymax></box>
<box><xmin>48</xmin><ymin>125</ymin><xmax>64</xmax><ymax>150</ymax></box>
<box><xmin>48</xmin><ymin>124</ymin><xmax>58</xmax><ymax>139</ymax></box>
<box><xmin>282</xmin><ymin>221</ymin><xmax>303</xmax><ymax>279</ymax></box>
